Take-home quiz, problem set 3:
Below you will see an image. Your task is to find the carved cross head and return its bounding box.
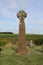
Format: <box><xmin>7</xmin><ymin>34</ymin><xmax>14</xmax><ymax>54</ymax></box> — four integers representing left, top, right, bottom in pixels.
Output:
<box><xmin>17</xmin><ymin>10</ymin><xmax>27</xmax><ymax>20</ymax></box>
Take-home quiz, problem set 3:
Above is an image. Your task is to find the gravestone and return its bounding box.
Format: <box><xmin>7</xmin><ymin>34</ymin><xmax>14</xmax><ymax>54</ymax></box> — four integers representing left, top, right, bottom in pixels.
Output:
<box><xmin>17</xmin><ymin>10</ymin><xmax>28</xmax><ymax>55</ymax></box>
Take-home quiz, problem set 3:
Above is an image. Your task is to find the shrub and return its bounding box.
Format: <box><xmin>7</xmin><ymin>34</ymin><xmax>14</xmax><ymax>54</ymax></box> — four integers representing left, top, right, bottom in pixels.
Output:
<box><xmin>0</xmin><ymin>32</ymin><xmax>13</xmax><ymax>34</ymax></box>
<box><xmin>12</xmin><ymin>46</ymin><xmax>17</xmax><ymax>53</ymax></box>
<box><xmin>0</xmin><ymin>47</ymin><xmax>2</xmax><ymax>52</ymax></box>
<box><xmin>34</xmin><ymin>39</ymin><xmax>43</xmax><ymax>45</ymax></box>
<box><xmin>0</xmin><ymin>40</ymin><xmax>8</xmax><ymax>46</ymax></box>
<box><xmin>12</xmin><ymin>40</ymin><xmax>17</xmax><ymax>44</ymax></box>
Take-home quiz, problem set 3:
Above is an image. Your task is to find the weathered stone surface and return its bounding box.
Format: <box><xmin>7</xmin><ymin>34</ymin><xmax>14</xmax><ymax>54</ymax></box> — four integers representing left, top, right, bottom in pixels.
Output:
<box><xmin>17</xmin><ymin>10</ymin><xmax>28</xmax><ymax>55</ymax></box>
<box><xmin>27</xmin><ymin>40</ymin><xmax>34</xmax><ymax>46</ymax></box>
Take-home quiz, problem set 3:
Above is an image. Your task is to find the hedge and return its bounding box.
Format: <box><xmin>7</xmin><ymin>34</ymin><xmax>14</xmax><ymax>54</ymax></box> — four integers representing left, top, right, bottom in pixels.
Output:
<box><xmin>34</xmin><ymin>39</ymin><xmax>43</xmax><ymax>45</ymax></box>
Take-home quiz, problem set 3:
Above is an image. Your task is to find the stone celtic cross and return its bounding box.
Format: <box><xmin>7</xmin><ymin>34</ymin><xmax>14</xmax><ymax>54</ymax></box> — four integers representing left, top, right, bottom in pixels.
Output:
<box><xmin>17</xmin><ymin>10</ymin><xmax>28</xmax><ymax>55</ymax></box>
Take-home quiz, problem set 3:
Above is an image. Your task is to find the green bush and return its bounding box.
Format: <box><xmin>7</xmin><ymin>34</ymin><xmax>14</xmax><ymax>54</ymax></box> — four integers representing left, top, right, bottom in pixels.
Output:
<box><xmin>12</xmin><ymin>40</ymin><xmax>17</xmax><ymax>44</ymax></box>
<box><xmin>0</xmin><ymin>47</ymin><xmax>2</xmax><ymax>51</ymax></box>
<box><xmin>34</xmin><ymin>39</ymin><xmax>43</xmax><ymax>45</ymax></box>
<box><xmin>12</xmin><ymin>46</ymin><xmax>17</xmax><ymax>53</ymax></box>
<box><xmin>0</xmin><ymin>40</ymin><xmax>8</xmax><ymax>46</ymax></box>
<box><xmin>0</xmin><ymin>32</ymin><xmax>13</xmax><ymax>34</ymax></box>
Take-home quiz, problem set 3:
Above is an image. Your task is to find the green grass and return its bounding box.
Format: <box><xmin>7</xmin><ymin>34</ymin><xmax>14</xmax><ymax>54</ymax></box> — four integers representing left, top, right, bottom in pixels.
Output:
<box><xmin>0</xmin><ymin>34</ymin><xmax>43</xmax><ymax>39</ymax></box>
<box><xmin>26</xmin><ymin>34</ymin><xmax>43</xmax><ymax>40</ymax></box>
<box><xmin>0</xmin><ymin>34</ymin><xmax>43</xmax><ymax>43</ymax></box>
<box><xmin>0</xmin><ymin>46</ymin><xmax>43</xmax><ymax>65</ymax></box>
<box><xmin>0</xmin><ymin>34</ymin><xmax>18</xmax><ymax>39</ymax></box>
<box><xmin>0</xmin><ymin>34</ymin><xmax>43</xmax><ymax>65</ymax></box>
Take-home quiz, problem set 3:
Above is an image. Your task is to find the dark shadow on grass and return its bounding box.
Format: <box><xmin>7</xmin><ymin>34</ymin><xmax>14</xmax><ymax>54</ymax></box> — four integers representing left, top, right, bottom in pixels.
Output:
<box><xmin>0</xmin><ymin>47</ymin><xmax>2</xmax><ymax>52</ymax></box>
<box><xmin>35</xmin><ymin>49</ymin><xmax>43</xmax><ymax>53</ymax></box>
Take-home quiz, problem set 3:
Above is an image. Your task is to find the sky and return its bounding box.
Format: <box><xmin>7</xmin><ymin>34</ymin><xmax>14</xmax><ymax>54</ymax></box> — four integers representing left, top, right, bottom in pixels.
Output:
<box><xmin>0</xmin><ymin>0</ymin><xmax>43</xmax><ymax>34</ymax></box>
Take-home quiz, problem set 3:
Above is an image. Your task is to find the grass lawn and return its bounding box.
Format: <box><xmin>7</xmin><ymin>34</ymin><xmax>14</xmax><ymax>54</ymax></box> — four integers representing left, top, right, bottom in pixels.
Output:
<box><xmin>0</xmin><ymin>45</ymin><xmax>43</xmax><ymax>65</ymax></box>
<box><xmin>0</xmin><ymin>34</ymin><xmax>43</xmax><ymax>40</ymax></box>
